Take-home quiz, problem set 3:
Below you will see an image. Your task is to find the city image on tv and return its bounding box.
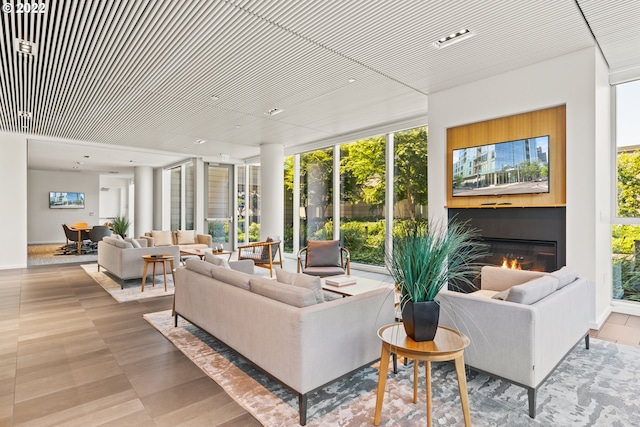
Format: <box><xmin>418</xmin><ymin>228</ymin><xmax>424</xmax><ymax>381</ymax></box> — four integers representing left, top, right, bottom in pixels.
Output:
<box><xmin>452</xmin><ymin>135</ymin><xmax>550</xmax><ymax>197</ymax></box>
<box><xmin>49</xmin><ymin>191</ymin><xmax>85</xmax><ymax>208</ymax></box>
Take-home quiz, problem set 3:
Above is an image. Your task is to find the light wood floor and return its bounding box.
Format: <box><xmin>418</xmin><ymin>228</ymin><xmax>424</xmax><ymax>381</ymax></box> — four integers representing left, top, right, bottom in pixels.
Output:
<box><xmin>0</xmin><ymin>263</ymin><xmax>261</xmax><ymax>426</ymax></box>
<box><xmin>1</xmin><ymin>262</ymin><xmax>637</xmax><ymax>426</ymax></box>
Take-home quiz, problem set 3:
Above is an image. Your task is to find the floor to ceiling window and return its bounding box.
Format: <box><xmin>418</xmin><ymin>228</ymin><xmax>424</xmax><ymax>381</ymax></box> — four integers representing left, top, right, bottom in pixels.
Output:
<box><xmin>206</xmin><ymin>164</ymin><xmax>233</xmax><ymax>248</ymax></box>
<box><xmin>340</xmin><ymin>135</ymin><xmax>386</xmax><ymax>265</ymax></box>
<box><xmin>282</xmin><ymin>126</ymin><xmax>428</xmax><ymax>268</ymax></box>
<box><xmin>169</xmin><ymin>161</ymin><xmax>194</xmax><ymax>230</ymax></box>
<box><xmin>300</xmin><ymin>148</ymin><xmax>334</xmax><ymax>247</ymax></box>
<box><xmin>612</xmin><ymin>79</ymin><xmax>640</xmax><ymax>302</ymax></box>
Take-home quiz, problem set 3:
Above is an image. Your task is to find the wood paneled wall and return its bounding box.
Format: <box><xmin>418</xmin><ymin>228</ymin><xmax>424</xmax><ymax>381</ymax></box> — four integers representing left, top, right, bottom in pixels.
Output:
<box><xmin>446</xmin><ymin>105</ymin><xmax>566</xmax><ymax>208</ymax></box>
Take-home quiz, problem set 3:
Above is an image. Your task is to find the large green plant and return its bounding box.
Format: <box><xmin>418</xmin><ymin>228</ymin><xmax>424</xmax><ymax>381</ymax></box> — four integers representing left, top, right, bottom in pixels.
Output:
<box><xmin>111</xmin><ymin>216</ymin><xmax>130</xmax><ymax>238</ymax></box>
<box><xmin>387</xmin><ymin>218</ymin><xmax>487</xmax><ymax>303</ymax></box>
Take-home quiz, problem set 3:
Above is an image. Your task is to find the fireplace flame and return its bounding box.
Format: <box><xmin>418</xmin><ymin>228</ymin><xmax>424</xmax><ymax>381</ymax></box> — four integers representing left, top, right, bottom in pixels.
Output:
<box><xmin>501</xmin><ymin>257</ymin><xmax>522</xmax><ymax>270</ymax></box>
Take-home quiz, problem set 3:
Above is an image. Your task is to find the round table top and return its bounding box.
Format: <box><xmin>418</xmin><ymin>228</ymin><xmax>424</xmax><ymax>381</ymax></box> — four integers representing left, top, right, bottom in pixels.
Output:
<box><xmin>142</xmin><ymin>254</ymin><xmax>174</xmax><ymax>260</ymax></box>
<box><xmin>378</xmin><ymin>323</ymin><xmax>470</xmax><ymax>355</ymax></box>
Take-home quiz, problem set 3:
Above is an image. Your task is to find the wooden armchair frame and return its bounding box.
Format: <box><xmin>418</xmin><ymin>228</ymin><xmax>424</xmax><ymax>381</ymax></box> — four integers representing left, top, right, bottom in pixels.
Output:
<box><xmin>237</xmin><ymin>240</ymin><xmax>283</xmax><ymax>277</ymax></box>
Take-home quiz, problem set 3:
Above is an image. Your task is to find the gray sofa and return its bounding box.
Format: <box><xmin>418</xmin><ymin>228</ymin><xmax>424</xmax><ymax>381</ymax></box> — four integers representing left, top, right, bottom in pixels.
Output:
<box><xmin>97</xmin><ymin>236</ymin><xmax>180</xmax><ymax>285</ymax></box>
<box><xmin>437</xmin><ymin>266</ymin><xmax>592</xmax><ymax>418</ymax></box>
<box><xmin>174</xmin><ymin>259</ymin><xmax>395</xmax><ymax>425</ymax></box>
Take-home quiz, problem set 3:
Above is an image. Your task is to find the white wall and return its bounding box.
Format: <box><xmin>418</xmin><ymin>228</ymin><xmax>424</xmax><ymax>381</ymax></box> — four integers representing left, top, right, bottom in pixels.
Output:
<box><xmin>98</xmin><ymin>175</ymin><xmax>130</xmax><ymax>224</ymax></box>
<box><xmin>428</xmin><ymin>47</ymin><xmax>611</xmax><ymax>327</ymax></box>
<box><xmin>0</xmin><ymin>132</ymin><xmax>28</xmax><ymax>269</ymax></box>
<box><xmin>28</xmin><ymin>170</ymin><xmax>100</xmax><ymax>244</ymax></box>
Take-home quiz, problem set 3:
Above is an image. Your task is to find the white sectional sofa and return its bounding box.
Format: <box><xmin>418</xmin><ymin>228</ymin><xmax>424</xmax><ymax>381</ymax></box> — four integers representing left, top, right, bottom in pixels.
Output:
<box><xmin>437</xmin><ymin>265</ymin><xmax>592</xmax><ymax>418</ymax></box>
<box><xmin>97</xmin><ymin>236</ymin><xmax>180</xmax><ymax>285</ymax></box>
<box><xmin>140</xmin><ymin>229</ymin><xmax>212</xmax><ymax>250</ymax></box>
<box><xmin>174</xmin><ymin>259</ymin><xmax>395</xmax><ymax>425</ymax></box>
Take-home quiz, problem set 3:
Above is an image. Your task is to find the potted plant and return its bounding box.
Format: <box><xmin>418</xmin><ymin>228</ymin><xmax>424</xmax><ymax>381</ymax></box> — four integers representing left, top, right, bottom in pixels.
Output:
<box><xmin>387</xmin><ymin>218</ymin><xmax>487</xmax><ymax>341</ymax></box>
<box><xmin>111</xmin><ymin>216</ymin><xmax>130</xmax><ymax>238</ymax></box>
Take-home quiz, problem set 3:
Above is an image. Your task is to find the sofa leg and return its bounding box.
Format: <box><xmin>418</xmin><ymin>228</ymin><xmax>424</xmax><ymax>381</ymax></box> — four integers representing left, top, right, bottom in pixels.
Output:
<box><xmin>174</xmin><ymin>313</ymin><xmax>178</xmax><ymax>328</ymax></box>
<box><xmin>298</xmin><ymin>394</ymin><xmax>307</xmax><ymax>425</ymax></box>
<box><xmin>585</xmin><ymin>334</ymin><xmax>590</xmax><ymax>350</ymax></box>
<box><xmin>528</xmin><ymin>387</ymin><xmax>537</xmax><ymax>418</ymax></box>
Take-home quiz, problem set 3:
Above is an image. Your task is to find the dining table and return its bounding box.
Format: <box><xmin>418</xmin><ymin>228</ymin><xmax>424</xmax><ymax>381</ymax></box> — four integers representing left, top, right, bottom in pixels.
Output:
<box><xmin>67</xmin><ymin>225</ymin><xmax>92</xmax><ymax>254</ymax></box>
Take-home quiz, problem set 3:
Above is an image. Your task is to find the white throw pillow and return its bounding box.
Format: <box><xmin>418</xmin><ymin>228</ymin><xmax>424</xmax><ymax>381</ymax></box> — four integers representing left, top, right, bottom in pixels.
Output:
<box><xmin>505</xmin><ymin>276</ymin><xmax>559</xmax><ymax>305</ymax></box>
<box><xmin>151</xmin><ymin>230</ymin><xmax>173</xmax><ymax>246</ymax></box>
<box><xmin>275</xmin><ymin>268</ymin><xmax>324</xmax><ymax>304</ymax></box>
<box><xmin>177</xmin><ymin>230</ymin><xmax>196</xmax><ymax>245</ymax></box>
<box><xmin>125</xmin><ymin>237</ymin><xmax>142</xmax><ymax>248</ymax></box>
<box><xmin>204</xmin><ymin>251</ymin><xmax>230</xmax><ymax>269</ymax></box>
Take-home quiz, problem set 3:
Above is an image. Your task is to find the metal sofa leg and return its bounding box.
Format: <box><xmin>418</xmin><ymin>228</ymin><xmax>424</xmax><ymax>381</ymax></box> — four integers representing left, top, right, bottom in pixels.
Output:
<box><xmin>528</xmin><ymin>387</ymin><xmax>537</xmax><ymax>418</ymax></box>
<box><xmin>298</xmin><ymin>394</ymin><xmax>307</xmax><ymax>425</ymax></box>
<box><xmin>585</xmin><ymin>333</ymin><xmax>590</xmax><ymax>349</ymax></box>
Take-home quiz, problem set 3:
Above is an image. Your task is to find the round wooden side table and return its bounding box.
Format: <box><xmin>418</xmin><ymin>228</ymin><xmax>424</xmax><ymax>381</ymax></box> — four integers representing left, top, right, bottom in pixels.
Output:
<box><xmin>141</xmin><ymin>254</ymin><xmax>175</xmax><ymax>292</ymax></box>
<box><xmin>373</xmin><ymin>323</ymin><xmax>471</xmax><ymax>427</ymax></box>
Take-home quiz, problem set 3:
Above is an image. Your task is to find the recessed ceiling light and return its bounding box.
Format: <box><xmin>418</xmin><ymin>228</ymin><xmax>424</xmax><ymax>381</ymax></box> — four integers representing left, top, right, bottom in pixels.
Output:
<box><xmin>18</xmin><ymin>110</ymin><xmax>32</xmax><ymax>119</ymax></box>
<box><xmin>194</xmin><ymin>139</ymin><xmax>206</xmax><ymax>145</ymax></box>
<box><xmin>235</xmin><ymin>125</ymin><xmax>241</xmax><ymax>129</ymax></box>
<box><xmin>348</xmin><ymin>78</ymin><xmax>356</xmax><ymax>83</ymax></box>
<box><xmin>14</xmin><ymin>38</ymin><xmax>37</xmax><ymax>56</ymax></box>
<box><xmin>433</xmin><ymin>29</ymin><xmax>473</xmax><ymax>49</ymax></box>
<box><xmin>84</xmin><ymin>155</ymin><xmax>90</xmax><ymax>159</ymax></box>
<box><xmin>265</xmin><ymin>108</ymin><xmax>284</xmax><ymax>116</ymax></box>
<box><xmin>210</xmin><ymin>95</ymin><xmax>220</xmax><ymax>101</ymax></box>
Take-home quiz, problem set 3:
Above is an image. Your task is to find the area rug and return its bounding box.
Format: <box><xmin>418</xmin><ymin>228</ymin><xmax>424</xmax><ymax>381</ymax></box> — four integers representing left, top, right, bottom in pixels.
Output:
<box><xmin>144</xmin><ymin>310</ymin><xmax>640</xmax><ymax>426</ymax></box>
<box><xmin>28</xmin><ymin>243</ymin><xmax>98</xmax><ymax>266</ymax></box>
<box><xmin>81</xmin><ymin>263</ymin><xmax>174</xmax><ymax>302</ymax></box>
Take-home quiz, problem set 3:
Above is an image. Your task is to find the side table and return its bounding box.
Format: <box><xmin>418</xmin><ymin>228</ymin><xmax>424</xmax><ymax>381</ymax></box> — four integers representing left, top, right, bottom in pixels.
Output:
<box><xmin>141</xmin><ymin>254</ymin><xmax>175</xmax><ymax>292</ymax></box>
<box><xmin>373</xmin><ymin>323</ymin><xmax>471</xmax><ymax>427</ymax></box>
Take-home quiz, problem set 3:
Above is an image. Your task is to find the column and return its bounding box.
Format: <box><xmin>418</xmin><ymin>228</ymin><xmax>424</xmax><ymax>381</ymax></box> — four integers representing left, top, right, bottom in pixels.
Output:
<box><xmin>134</xmin><ymin>166</ymin><xmax>153</xmax><ymax>239</ymax></box>
<box><xmin>260</xmin><ymin>144</ymin><xmax>284</xmax><ymax>241</ymax></box>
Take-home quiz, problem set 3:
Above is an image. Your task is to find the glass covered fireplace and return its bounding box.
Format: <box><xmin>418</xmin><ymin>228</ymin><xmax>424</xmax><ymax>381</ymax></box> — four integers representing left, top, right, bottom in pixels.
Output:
<box><xmin>480</xmin><ymin>238</ymin><xmax>557</xmax><ymax>272</ymax></box>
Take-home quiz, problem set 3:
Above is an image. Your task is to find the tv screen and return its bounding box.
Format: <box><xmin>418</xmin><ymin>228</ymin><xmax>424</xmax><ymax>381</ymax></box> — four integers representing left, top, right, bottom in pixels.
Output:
<box><xmin>49</xmin><ymin>191</ymin><xmax>85</xmax><ymax>209</ymax></box>
<box><xmin>452</xmin><ymin>135</ymin><xmax>549</xmax><ymax>197</ymax></box>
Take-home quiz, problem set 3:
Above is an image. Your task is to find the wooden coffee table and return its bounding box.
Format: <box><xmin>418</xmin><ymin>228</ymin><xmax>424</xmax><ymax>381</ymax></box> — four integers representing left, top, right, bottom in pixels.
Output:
<box><xmin>321</xmin><ymin>276</ymin><xmax>396</xmax><ymax>298</ymax></box>
<box><xmin>180</xmin><ymin>248</ymin><xmax>232</xmax><ymax>262</ymax></box>
<box><xmin>373</xmin><ymin>323</ymin><xmax>471</xmax><ymax>426</ymax></box>
<box><xmin>141</xmin><ymin>254</ymin><xmax>175</xmax><ymax>292</ymax></box>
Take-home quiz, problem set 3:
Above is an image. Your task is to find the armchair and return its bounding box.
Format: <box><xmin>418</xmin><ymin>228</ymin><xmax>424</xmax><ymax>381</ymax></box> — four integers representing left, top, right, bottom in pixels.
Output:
<box><xmin>237</xmin><ymin>239</ymin><xmax>282</xmax><ymax>277</ymax></box>
<box><xmin>297</xmin><ymin>240</ymin><xmax>350</xmax><ymax>277</ymax></box>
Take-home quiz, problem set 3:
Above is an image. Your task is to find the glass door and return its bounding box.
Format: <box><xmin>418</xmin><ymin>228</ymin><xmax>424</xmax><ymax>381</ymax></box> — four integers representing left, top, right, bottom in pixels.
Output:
<box><xmin>206</xmin><ymin>164</ymin><xmax>234</xmax><ymax>250</ymax></box>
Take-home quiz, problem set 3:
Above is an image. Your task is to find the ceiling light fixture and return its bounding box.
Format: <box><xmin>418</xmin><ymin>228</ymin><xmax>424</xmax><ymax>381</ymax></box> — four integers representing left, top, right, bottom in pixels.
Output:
<box><xmin>433</xmin><ymin>29</ymin><xmax>473</xmax><ymax>49</ymax></box>
<box><xmin>265</xmin><ymin>108</ymin><xmax>284</xmax><ymax>116</ymax></box>
<box><xmin>14</xmin><ymin>38</ymin><xmax>37</xmax><ymax>56</ymax></box>
<box><xmin>220</xmin><ymin>153</ymin><xmax>230</xmax><ymax>161</ymax></box>
<box><xmin>194</xmin><ymin>139</ymin><xmax>206</xmax><ymax>145</ymax></box>
<box><xmin>348</xmin><ymin>78</ymin><xmax>356</xmax><ymax>83</ymax></box>
<box><xmin>210</xmin><ymin>95</ymin><xmax>220</xmax><ymax>101</ymax></box>
<box><xmin>18</xmin><ymin>110</ymin><xmax>32</xmax><ymax>119</ymax></box>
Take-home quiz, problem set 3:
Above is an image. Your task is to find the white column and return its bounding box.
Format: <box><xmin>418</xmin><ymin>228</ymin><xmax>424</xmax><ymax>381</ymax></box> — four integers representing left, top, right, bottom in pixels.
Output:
<box><xmin>293</xmin><ymin>154</ymin><xmax>301</xmax><ymax>254</ymax></box>
<box><xmin>134</xmin><ymin>166</ymin><xmax>153</xmax><ymax>238</ymax></box>
<box><xmin>260</xmin><ymin>144</ymin><xmax>284</xmax><ymax>241</ymax></box>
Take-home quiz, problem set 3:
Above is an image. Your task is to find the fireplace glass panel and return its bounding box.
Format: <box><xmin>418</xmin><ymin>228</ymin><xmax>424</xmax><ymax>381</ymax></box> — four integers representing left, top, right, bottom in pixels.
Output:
<box><xmin>481</xmin><ymin>238</ymin><xmax>557</xmax><ymax>272</ymax></box>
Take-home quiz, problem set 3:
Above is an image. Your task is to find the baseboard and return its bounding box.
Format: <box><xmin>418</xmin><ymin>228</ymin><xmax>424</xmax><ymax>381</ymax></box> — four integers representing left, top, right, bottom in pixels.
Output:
<box><xmin>611</xmin><ymin>300</ymin><xmax>640</xmax><ymax>317</ymax></box>
<box><xmin>591</xmin><ymin>305</ymin><xmax>612</xmax><ymax>330</ymax></box>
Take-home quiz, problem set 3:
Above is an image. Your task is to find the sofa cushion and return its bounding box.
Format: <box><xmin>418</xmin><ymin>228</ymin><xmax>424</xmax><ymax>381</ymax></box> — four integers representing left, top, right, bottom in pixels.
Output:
<box><xmin>177</xmin><ymin>230</ymin><xmax>196</xmax><ymax>245</ymax></box>
<box><xmin>306</xmin><ymin>240</ymin><xmax>341</xmax><ymax>267</ymax></box>
<box><xmin>102</xmin><ymin>236</ymin><xmax>118</xmax><ymax>246</ymax></box>
<box><xmin>151</xmin><ymin>230</ymin><xmax>173</xmax><ymax>246</ymax></box>
<box><xmin>211</xmin><ymin>266</ymin><xmax>252</xmax><ymax>290</ymax></box>
<box><xmin>480</xmin><ymin>265</ymin><xmax>548</xmax><ymax>292</ymax></box>
<box><xmin>250</xmin><ymin>278</ymin><xmax>317</xmax><ymax>307</ymax></box>
<box><xmin>125</xmin><ymin>237</ymin><xmax>142</xmax><ymax>248</ymax></box>
<box><xmin>275</xmin><ymin>268</ymin><xmax>324</xmax><ymax>303</ymax></box>
<box><xmin>204</xmin><ymin>251</ymin><xmax>230</xmax><ymax>269</ymax></box>
<box><xmin>505</xmin><ymin>275</ymin><xmax>559</xmax><ymax>305</ymax></box>
<box><xmin>185</xmin><ymin>258</ymin><xmax>215</xmax><ymax>277</ymax></box>
<box><xmin>550</xmin><ymin>266</ymin><xmax>578</xmax><ymax>289</ymax></box>
<box><xmin>114</xmin><ymin>239</ymin><xmax>133</xmax><ymax>249</ymax></box>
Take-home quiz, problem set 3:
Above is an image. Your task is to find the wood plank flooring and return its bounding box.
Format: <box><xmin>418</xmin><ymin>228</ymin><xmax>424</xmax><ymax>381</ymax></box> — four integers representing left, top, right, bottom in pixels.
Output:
<box><xmin>0</xmin><ymin>263</ymin><xmax>260</xmax><ymax>426</ymax></box>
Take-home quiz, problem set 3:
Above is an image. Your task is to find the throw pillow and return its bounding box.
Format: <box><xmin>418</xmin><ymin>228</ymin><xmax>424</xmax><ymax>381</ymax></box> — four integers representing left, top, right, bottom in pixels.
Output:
<box><xmin>505</xmin><ymin>276</ymin><xmax>559</xmax><ymax>305</ymax></box>
<box><xmin>306</xmin><ymin>240</ymin><xmax>341</xmax><ymax>267</ymax></box>
<box><xmin>211</xmin><ymin>267</ymin><xmax>252</xmax><ymax>290</ymax></box>
<box><xmin>550</xmin><ymin>266</ymin><xmax>578</xmax><ymax>289</ymax></box>
<box><xmin>177</xmin><ymin>230</ymin><xmax>196</xmax><ymax>245</ymax></box>
<box><xmin>250</xmin><ymin>278</ymin><xmax>317</xmax><ymax>308</ymax></box>
<box><xmin>112</xmin><ymin>234</ymin><xmax>124</xmax><ymax>240</ymax></box>
<box><xmin>491</xmin><ymin>290</ymin><xmax>509</xmax><ymax>300</ymax></box>
<box><xmin>151</xmin><ymin>230</ymin><xmax>173</xmax><ymax>246</ymax></box>
<box><xmin>204</xmin><ymin>251</ymin><xmax>231</xmax><ymax>269</ymax></box>
<box><xmin>275</xmin><ymin>268</ymin><xmax>324</xmax><ymax>303</ymax></box>
<box><xmin>125</xmin><ymin>237</ymin><xmax>142</xmax><ymax>248</ymax></box>
<box><xmin>114</xmin><ymin>239</ymin><xmax>133</xmax><ymax>249</ymax></box>
<box><xmin>101</xmin><ymin>236</ymin><xmax>118</xmax><ymax>246</ymax></box>
<box><xmin>260</xmin><ymin>237</ymin><xmax>275</xmax><ymax>261</ymax></box>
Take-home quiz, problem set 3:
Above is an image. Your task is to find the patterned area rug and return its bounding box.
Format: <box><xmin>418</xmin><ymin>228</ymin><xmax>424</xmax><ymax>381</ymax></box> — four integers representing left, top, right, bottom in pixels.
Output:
<box><xmin>144</xmin><ymin>310</ymin><xmax>640</xmax><ymax>426</ymax></box>
<box><xmin>81</xmin><ymin>263</ymin><xmax>174</xmax><ymax>302</ymax></box>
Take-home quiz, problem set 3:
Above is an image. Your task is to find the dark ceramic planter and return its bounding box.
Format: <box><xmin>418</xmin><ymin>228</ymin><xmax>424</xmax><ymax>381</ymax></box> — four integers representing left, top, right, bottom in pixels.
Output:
<box><xmin>402</xmin><ymin>300</ymin><xmax>440</xmax><ymax>342</ymax></box>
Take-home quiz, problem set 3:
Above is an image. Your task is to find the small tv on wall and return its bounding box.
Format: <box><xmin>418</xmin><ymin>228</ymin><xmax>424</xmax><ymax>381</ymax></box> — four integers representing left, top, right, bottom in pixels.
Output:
<box><xmin>452</xmin><ymin>135</ymin><xmax>550</xmax><ymax>197</ymax></box>
<box><xmin>49</xmin><ymin>191</ymin><xmax>85</xmax><ymax>209</ymax></box>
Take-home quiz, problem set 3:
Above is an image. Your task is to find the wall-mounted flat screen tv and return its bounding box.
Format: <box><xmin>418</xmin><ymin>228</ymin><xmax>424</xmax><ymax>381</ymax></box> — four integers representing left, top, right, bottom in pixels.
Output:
<box><xmin>452</xmin><ymin>135</ymin><xmax>550</xmax><ymax>197</ymax></box>
<box><xmin>49</xmin><ymin>191</ymin><xmax>85</xmax><ymax>209</ymax></box>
